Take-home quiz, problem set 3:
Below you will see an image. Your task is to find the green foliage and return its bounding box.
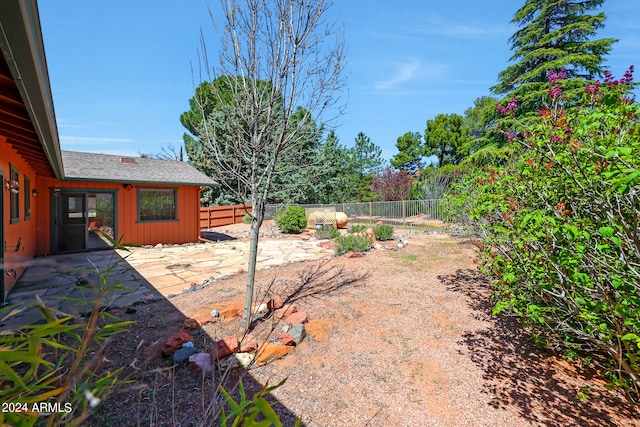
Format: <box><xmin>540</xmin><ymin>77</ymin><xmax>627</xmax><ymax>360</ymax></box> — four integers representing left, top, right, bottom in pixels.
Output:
<box><xmin>220</xmin><ymin>378</ymin><xmax>300</xmax><ymax>427</ymax></box>
<box><xmin>348</xmin><ymin>224</ymin><xmax>367</xmax><ymax>234</ymax></box>
<box><xmin>0</xmin><ymin>249</ymin><xmax>134</xmax><ymax>426</ymax></box>
<box><xmin>450</xmin><ymin>68</ymin><xmax>640</xmax><ymax>396</ymax></box>
<box><xmin>335</xmin><ymin>234</ymin><xmax>372</xmax><ymax>254</ymax></box>
<box><xmin>314</xmin><ymin>225</ymin><xmax>340</xmax><ymax>240</ymax></box>
<box><xmin>391</xmin><ymin>131</ymin><xmax>425</xmax><ymax>174</ymax></box>
<box><xmin>274</xmin><ymin>206</ymin><xmax>307</xmax><ymax>234</ymax></box>
<box><xmin>492</xmin><ymin>0</ymin><xmax>616</xmax><ymax>115</ymax></box>
<box><xmin>424</xmin><ymin>113</ymin><xmax>470</xmax><ymax>167</ymax></box>
<box><xmin>373</xmin><ymin>224</ymin><xmax>394</xmax><ymax>241</ymax></box>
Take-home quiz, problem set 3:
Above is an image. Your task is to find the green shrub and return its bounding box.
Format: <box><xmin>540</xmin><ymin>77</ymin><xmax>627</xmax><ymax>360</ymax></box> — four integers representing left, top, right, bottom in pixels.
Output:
<box><xmin>242</xmin><ymin>212</ymin><xmax>252</xmax><ymax>224</ymax></box>
<box><xmin>335</xmin><ymin>234</ymin><xmax>372</xmax><ymax>254</ymax></box>
<box><xmin>315</xmin><ymin>225</ymin><xmax>340</xmax><ymax>240</ymax></box>
<box><xmin>373</xmin><ymin>224</ymin><xmax>394</xmax><ymax>241</ymax></box>
<box><xmin>348</xmin><ymin>224</ymin><xmax>367</xmax><ymax>234</ymax></box>
<box><xmin>274</xmin><ymin>206</ymin><xmax>307</xmax><ymax>234</ymax></box>
<box><xmin>449</xmin><ymin>67</ymin><xmax>640</xmax><ymax>396</ymax></box>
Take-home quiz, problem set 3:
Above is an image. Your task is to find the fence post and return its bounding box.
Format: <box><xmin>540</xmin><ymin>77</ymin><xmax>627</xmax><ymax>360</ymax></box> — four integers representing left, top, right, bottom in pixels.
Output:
<box><xmin>402</xmin><ymin>200</ymin><xmax>406</xmax><ymax>224</ymax></box>
<box><xmin>369</xmin><ymin>201</ymin><xmax>372</xmax><ymax>223</ymax></box>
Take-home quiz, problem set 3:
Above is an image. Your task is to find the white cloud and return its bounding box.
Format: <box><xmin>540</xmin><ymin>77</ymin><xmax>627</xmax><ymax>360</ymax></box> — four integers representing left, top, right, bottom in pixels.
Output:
<box><xmin>374</xmin><ymin>60</ymin><xmax>447</xmax><ymax>90</ymax></box>
<box><xmin>414</xmin><ymin>14</ymin><xmax>511</xmax><ymax>39</ymax></box>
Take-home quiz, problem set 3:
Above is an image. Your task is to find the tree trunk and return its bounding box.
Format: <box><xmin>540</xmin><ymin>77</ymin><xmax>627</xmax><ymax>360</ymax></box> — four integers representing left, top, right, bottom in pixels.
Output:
<box><xmin>239</xmin><ymin>198</ymin><xmax>263</xmax><ymax>333</ymax></box>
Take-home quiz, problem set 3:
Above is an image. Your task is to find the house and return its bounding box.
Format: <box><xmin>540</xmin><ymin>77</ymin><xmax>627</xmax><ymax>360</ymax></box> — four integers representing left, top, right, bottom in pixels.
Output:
<box><xmin>0</xmin><ymin>1</ymin><xmax>214</xmax><ymax>304</ymax></box>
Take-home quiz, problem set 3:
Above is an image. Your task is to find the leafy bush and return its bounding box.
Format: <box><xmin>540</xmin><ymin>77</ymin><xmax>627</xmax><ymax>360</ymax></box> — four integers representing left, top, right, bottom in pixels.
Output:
<box><xmin>315</xmin><ymin>225</ymin><xmax>340</xmax><ymax>240</ymax></box>
<box><xmin>449</xmin><ymin>67</ymin><xmax>640</xmax><ymax>396</ymax></box>
<box><xmin>274</xmin><ymin>206</ymin><xmax>307</xmax><ymax>234</ymax></box>
<box><xmin>373</xmin><ymin>224</ymin><xmax>394</xmax><ymax>241</ymax></box>
<box><xmin>242</xmin><ymin>212</ymin><xmax>252</xmax><ymax>224</ymax></box>
<box><xmin>0</xmin><ymin>248</ymin><xmax>133</xmax><ymax>426</ymax></box>
<box><xmin>335</xmin><ymin>234</ymin><xmax>372</xmax><ymax>254</ymax></box>
<box><xmin>348</xmin><ymin>224</ymin><xmax>367</xmax><ymax>234</ymax></box>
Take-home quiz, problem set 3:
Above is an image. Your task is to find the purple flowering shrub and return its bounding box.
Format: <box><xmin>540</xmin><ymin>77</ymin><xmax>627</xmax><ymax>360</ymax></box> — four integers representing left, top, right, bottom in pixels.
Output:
<box><xmin>447</xmin><ymin>67</ymin><xmax>640</xmax><ymax>398</ymax></box>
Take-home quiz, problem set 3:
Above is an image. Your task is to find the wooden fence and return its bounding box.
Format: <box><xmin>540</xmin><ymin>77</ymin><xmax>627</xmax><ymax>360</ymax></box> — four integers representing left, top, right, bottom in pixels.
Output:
<box><xmin>200</xmin><ymin>204</ymin><xmax>251</xmax><ymax>229</ymax></box>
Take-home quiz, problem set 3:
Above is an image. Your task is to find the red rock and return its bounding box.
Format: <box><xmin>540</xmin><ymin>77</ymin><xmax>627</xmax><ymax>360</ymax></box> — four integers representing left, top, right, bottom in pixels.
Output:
<box><xmin>375</xmin><ymin>220</ymin><xmax>383</xmax><ymax>226</ymax></box>
<box><xmin>285</xmin><ymin>311</ymin><xmax>308</xmax><ymax>326</ymax></box>
<box><xmin>183</xmin><ymin>318</ymin><xmax>201</xmax><ymax>330</ymax></box>
<box><xmin>256</xmin><ymin>343</ymin><xmax>294</xmax><ymax>365</ymax></box>
<box><xmin>267</xmin><ymin>295</ymin><xmax>285</xmax><ymax>310</ymax></box>
<box><xmin>219</xmin><ymin>302</ymin><xmax>243</xmax><ymax>319</ymax></box>
<box><xmin>365</xmin><ymin>228</ymin><xmax>377</xmax><ymax>243</ymax></box>
<box><xmin>239</xmin><ymin>335</ymin><xmax>258</xmax><ymax>353</ymax></box>
<box><xmin>188</xmin><ymin>353</ymin><xmax>213</xmax><ymax>375</ymax></box>
<box><xmin>211</xmin><ymin>335</ymin><xmax>239</xmax><ymax>362</ymax></box>
<box><xmin>274</xmin><ymin>304</ymin><xmax>297</xmax><ymax>319</ymax></box>
<box><xmin>317</xmin><ymin>241</ymin><xmax>334</xmax><ymax>249</ymax></box>
<box><xmin>161</xmin><ymin>331</ymin><xmax>193</xmax><ymax>357</ymax></box>
<box><xmin>344</xmin><ymin>251</ymin><xmax>362</xmax><ymax>258</ymax></box>
<box><xmin>278</xmin><ymin>333</ymin><xmax>295</xmax><ymax>346</ymax></box>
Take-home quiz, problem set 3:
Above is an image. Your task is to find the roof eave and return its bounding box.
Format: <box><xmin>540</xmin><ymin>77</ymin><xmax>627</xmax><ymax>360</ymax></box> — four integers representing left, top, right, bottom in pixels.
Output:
<box><xmin>62</xmin><ymin>176</ymin><xmax>216</xmax><ymax>187</ymax></box>
<box><xmin>0</xmin><ymin>0</ymin><xmax>64</xmax><ymax>179</ymax></box>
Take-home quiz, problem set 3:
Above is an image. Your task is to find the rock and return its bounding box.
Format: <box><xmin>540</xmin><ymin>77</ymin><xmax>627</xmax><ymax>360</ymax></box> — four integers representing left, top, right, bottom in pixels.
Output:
<box><xmin>397</xmin><ymin>243</ymin><xmax>404</xmax><ymax>249</ymax></box>
<box><xmin>365</xmin><ymin>228</ymin><xmax>377</xmax><ymax>243</ymax></box>
<box><xmin>211</xmin><ymin>335</ymin><xmax>239</xmax><ymax>362</ymax></box>
<box><xmin>375</xmin><ymin>220</ymin><xmax>383</xmax><ymax>226</ymax></box>
<box><xmin>374</xmin><ymin>243</ymin><xmax>382</xmax><ymax>250</ymax></box>
<box><xmin>236</xmin><ymin>266</ymin><xmax>245</xmax><ymax>274</ymax></box>
<box><xmin>274</xmin><ymin>304</ymin><xmax>297</xmax><ymax>319</ymax></box>
<box><xmin>267</xmin><ymin>295</ymin><xmax>285</xmax><ymax>310</ymax></box>
<box><xmin>316</xmin><ymin>240</ymin><xmax>334</xmax><ymax>249</ymax></box>
<box><xmin>253</xmin><ymin>303</ymin><xmax>269</xmax><ymax>315</ymax></box>
<box><xmin>172</xmin><ymin>344</ymin><xmax>197</xmax><ymax>364</ymax></box>
<box><xmin>125</xmin><ymin>307</ymin><xmax>137</xmax><ymax>314</ymax></box>
<box><xmin>211</xmin><ymin>309</ymin><xmax>220</xmax><ymax>318</ymax></box>
<box><xmin>219</xmin><ymin>302</ymin><xmax>243</xmax><ymax>319</ymax></box>
<box><xmin>288</xmin><ymin>324</ymin><xmax>307</xmax><ymax>345</ymax></box>
<box><xmin>285</xmin><ymin>311</ymin><xmax>308</xmax><ymax>326</ymax></box>
<box><xmin>344</xmin><ymin>251</ymin><xmax>362</xmax><ymax>258</ymax></box>
<box><xmin>219</xmin><ymin>352</ymin><xmax>255</xmax><ymax>370</ymax></box>
<box><xmin>278</xmin><ymin>333</ymin><xmax>295</xmax><ymax>346</ymax></box>
<box><xmin>188</xmin><ymin>353</ymin><xmax>213</xmax><ymax>374</ymax></box>
<box><xmin>162</xmin><ymin>331</ymin><xmax>193</xmax><ymax>357</ymax></box>
<box><xmin>256</xmin><ymin>343</ymin><xmax>294</xmax><ymax>365</ymax></box>
<box><xmin>336</xmin><ymin>212</ymin><xmax>349</xmax><ymax>229</ymax></box>
<box><xmin>154</xmin><ymin>243</ymin><xmax>163</xmax><ymax>248</ymax></box>
<box><xmin>239</xmin><ymin>334</ymin><xmax>258</xmax><ymax>353</ymax></box>
<box><xmin>183</xmin><ymin>318</ymin><xmax>201</xmax><ymax>330</ymax></box>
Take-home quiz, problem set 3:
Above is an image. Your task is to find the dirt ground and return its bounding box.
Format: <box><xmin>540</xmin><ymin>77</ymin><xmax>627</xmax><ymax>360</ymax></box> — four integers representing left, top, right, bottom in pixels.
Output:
<box><xmin>87</xmin><ymin>229</ymin><xmax>639</xmax><ymax>427</ymax></box>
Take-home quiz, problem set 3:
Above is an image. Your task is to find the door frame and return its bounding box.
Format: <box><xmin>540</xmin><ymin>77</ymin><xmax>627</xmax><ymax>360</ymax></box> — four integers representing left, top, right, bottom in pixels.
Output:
<box><xmin>0</xmin><ymin>168</ymin><xmax>5</xmax><ymax>305</ymax></box>
<box><xmin>51</xmin><ymin>188</ymin><xmax>118</xmax><ymax>254</ymax></box>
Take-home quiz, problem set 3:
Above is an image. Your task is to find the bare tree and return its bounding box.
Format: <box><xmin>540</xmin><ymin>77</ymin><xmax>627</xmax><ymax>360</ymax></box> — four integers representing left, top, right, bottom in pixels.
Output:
<box><xmin>196</xmin><ymin>0</ymin><xmax>346</xmax><ymax>332</ymax></box>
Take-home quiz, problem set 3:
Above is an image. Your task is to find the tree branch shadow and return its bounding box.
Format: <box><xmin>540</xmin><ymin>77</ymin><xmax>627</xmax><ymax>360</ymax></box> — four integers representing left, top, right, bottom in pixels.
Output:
<box><xmin>439</xmin><ymin>269</ymin><xmax>637</xmax><ymax>427</ymax></box>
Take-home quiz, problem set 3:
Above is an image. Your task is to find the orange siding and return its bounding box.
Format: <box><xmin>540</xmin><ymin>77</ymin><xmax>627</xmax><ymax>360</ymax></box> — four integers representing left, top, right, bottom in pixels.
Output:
<box><xmin>1</xmin><ymin>137</ymin><xmax>38</xmax><ymax>294</ymax></box>
<box><xmin>34</xmin><ymin>178</ymin><xmax>202</xmax><ymax>255</ymax></box>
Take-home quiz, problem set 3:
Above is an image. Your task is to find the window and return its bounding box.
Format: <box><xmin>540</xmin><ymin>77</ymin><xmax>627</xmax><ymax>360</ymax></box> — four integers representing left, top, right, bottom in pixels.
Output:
<box><xmin>9</xmin><ymin>165</ymin><xmax>19</xmax><ymax>223</ymax></box>
<box><xmin>138</xmin><ymin>188</ymin><xmax>177</xmax><ymax>222</ymax></box>
<box><xmin>24</xmin><ymin>175</ymin><xmax>31</xmax><ymax>220</ymax></box>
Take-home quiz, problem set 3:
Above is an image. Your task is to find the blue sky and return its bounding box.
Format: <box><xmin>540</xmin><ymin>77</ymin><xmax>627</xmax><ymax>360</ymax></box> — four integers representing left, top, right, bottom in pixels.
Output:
<box><xmin>39</xmin><ymin>1</ymin><xmax>639</xmax><ymax>162</ymax></box>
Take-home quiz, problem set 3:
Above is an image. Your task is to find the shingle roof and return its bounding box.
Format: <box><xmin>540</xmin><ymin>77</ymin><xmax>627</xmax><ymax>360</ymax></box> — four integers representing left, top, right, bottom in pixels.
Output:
<box><xmin>61</xmin><ymin>150</ymin><xmax>215</xmax><ymax>186</ymax></box>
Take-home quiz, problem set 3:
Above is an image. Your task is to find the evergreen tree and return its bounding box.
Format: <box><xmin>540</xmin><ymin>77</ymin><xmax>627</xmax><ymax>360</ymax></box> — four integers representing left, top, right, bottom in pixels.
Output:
<box><xmin>424</xmin><ymin>114</ymin><xmax>469</xmax><ymax>167</ymax></box>
<box><xmin>492</xmin><ymin>0</ymin><xmax>616</xmax><ymax>114</ymax></box>
<box><xmin>349</xmin><ymin>132</ymin><xmax>385</xmax><ymax>201</ymax></box>
<box><xmin>390</xmin><ymin>131</ymin><xmax>425</xmax><ymax>175</ymax></box>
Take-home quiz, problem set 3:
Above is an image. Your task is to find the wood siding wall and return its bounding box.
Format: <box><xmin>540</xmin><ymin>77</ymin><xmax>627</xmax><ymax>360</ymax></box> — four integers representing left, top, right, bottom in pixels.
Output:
<box><xmin>1</xmin><ymin>137</ymin><xmax>38</xmax><ymax>295</ymax></box>
<box><xmin>34</xmin><ymin>178</ymin><xmax>202</xmax><ymax>256</ymax></box>
<box><xmin>200</xmin><ymin>204</ymin><xmax>252</xmax><ymax>229</ymax></box>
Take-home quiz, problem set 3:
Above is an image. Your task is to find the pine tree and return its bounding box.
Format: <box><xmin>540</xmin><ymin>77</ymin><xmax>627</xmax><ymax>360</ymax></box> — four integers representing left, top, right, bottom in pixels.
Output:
<box><xmin>492</xmin><ymin>0</ymin><xmax>616</xmax><ymax>114</ymax></box>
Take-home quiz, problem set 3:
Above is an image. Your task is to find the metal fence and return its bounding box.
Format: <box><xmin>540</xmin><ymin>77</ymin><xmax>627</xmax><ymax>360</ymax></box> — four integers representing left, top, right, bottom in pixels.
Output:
<box><xmin>265</xmin><ymin>199</ymin><xmax>447</xmax><ymax>228</ymax></box>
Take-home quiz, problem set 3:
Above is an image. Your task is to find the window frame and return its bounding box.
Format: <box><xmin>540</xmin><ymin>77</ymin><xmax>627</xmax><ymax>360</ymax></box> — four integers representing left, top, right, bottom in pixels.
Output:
<box><xmin>23</xmin><ymin>175</ymin><xmax>31</xmax><ymax>220</ymax></box>
<box><xmin>9</xmin><ymin>164</ymin><xmax>19</xmax><ymax>224</ymax></box>
<box><xmin>137</xmin><ymin>187</ymin><xmax>178</xmax><ymax>223</ymax></box>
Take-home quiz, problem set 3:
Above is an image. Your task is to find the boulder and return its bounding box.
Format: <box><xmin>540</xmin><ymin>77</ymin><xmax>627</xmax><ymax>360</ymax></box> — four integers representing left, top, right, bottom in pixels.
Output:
<box><xmin>161</xmin><ymin>331</ymin><xmax>193</xmax><ymax>357</ymax></box>
<box><xmin>274</xmin><ymin>304</ymin><xmax>297</xmax><ymax>319</ymax></box>
<box><xmin>288</xmin><ymin>324</ymin><xmax>307</xmax><ymax>345</ymax></box>
<box><xmin>256</xmin><ymin>343</ymin><xmax>294</xmax><ymax>365</ymax></box>
<box><xmin>335</xmin><ymin>212</ymin><xmax>349</xmax><ymax>229</ymax></box>
<box><xmin>285</xmin><ymin>311</ymin><xmax>308</xmax><ymax>326</ymax></box>
<box><xmin>211</xmin><ymin>335</ymin><xmax>239</xmax><ymax>362</ymax></box>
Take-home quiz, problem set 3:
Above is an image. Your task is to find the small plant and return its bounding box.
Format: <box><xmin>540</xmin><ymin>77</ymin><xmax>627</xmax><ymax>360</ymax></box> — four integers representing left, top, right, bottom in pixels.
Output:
<box><xmin>242</xmin><ymin>212</ymin><xmax>253</xmax><ymax>224</ymax></box>
<box><xmin>348</xmin><ymin>224</ymin><xmax>367</xmax><ymax>234</ymax></box>
<box><xmin>335</xmin><ymin>234</ymin><xmax>372</xmax><ymax>254</ymax></box>
<box><xmin>273</xmin><ymin>206</ymin><xmax>307</xmax><ymax>234</ymax></box>
<box><xmin>314</xmin><ymin>225</ymin><xmax>340</xmax><ymax>240</ymax></box>
<box><xmin>220</xmin><ymin>378</ymin><xmax>300</xmax><ymax>427</ymax></box>
<box><xmin>373</xmin><ymin>224</ymin><xmax>394</xmax><ymax>241</ymax></box>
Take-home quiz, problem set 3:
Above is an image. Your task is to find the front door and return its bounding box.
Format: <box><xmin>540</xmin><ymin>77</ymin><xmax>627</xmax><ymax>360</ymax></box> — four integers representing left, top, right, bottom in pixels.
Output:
<box><xmin>59</xmin><ymin>192</ymin><xmax>87</xmax><ymax>252</ymax></box>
